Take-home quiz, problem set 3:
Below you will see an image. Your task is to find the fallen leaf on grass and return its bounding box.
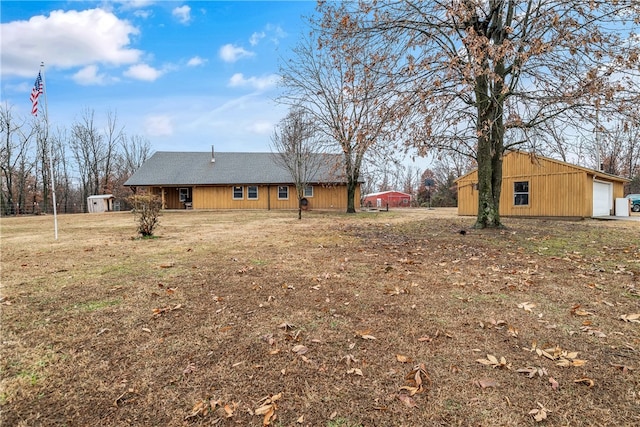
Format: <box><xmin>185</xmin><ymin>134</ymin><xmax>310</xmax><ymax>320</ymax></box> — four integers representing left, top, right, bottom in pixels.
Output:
<box><xmin>356</xmin><ymin>330</ymin><xmax>377</xmax><ymax>340</ymax></box>
<box><xmin>518</xmin><ymin>302</ymin><xmax>536</xmax><ymax>312</ymax></box>
<box><xmin>255</xmin><ymin>393</ymin><xmax>282</xmax><ymax>426</ymax></box>
<box><xmin>341</xmin><ymin>354</ymin><xmax>359</xmax><ymax>366</ymax></box>
<box><xmin>396</xmin><ymin>354</ymin><xmax>411</xmax><ymax>363</ymax></box>
<box><xmin>398</xmin><ymin>393</ymin><xmax>417</xmax><ymax>408</ymax></box>
<box><xmin>475</xmin><ymin>377</ymin><xmax>498</xmax><ymax>389</ymax></box>
<box><xmin>402</xmin><ymin>363</ymin><xmax>431</xmax><ymax>395</ymax></box>
<box><xmin>152</xmin><ymin>304</ymin><xmax>182</xmax><ymax>317</ymax></box>
<box><xmin>261</xmin><ymin>334</ymin><xmax>275</xmax><ymax>346</ymax></box>
<box><xmin>183</xmin><ymin>398</ymin><xmax>234</xmax><ymax>421</ymax></box>
<box><xmin>277</xmin><ymin>321</ymin><xmax>295</xmax><ymax>330</ymax></box>
<box><xmin>347</xmin><ymin>368</ymin><xmax>363</xmax><ymax>376</ymax></box>
<box><xmin>580</xmin><ymin>326</ymin><xmax>607</xmax><ymax>338</ymax></box>
<box><xmin>387</xmin><ymin>285</ymin><xmax>410</xmax><ymax>296</ymax></box>
<box><xmin>291</xmin><ymin>344</ymin><xmax>308</xmax><ymax>355</ymax></box>
<box><xmin>610</xmin><ymin>363</ymin><xmax>634</xmax><ymax>374</ymax></box>
<box><xmin>556</xmin><ymin>358</ymin><xmax>587</xmax><ymax>367</ymax></box>
<box><xmin>529</xmin><ymin>402</ymin><xmax>550</xmax><ymax>422</ymax></box>
<box><xmin>549</xmin><ymin>377</ymin><xmax>559</xmax><ymax>390</ymax></box>
<box><xmin>182</xmin><ymin>362</ymin><xmax>197</xmax><ymax>375</ymax></box>
<box><xmin>114</xmin><ymin>388</ymin><xmax>138</xmax><ymax>407</ymax></box>
<box><xmin>477</xmin><ymin>354</ymin><xmax>511</xmax><ymax>369</ymax></box>
<box><xmin>571</xmin><ymin>304</ymin><xmax>594</xmax><ymax>316</ymax></box>
<box><xmin>517</xmin><ymin>366</ymin><xmax>547</xmax><ymax>378</ymax></box>
<box><xmin>398</xmin><ymin>386</ymin><xmax>420</xmax><ymax>396</ymax></box>
<box><xmin>574</xmin><ymin>377</ymin><xmax>595</xmax><ymax>387</ymax></box>
<box><xmin>620</xmin><ymin>313</ymin><xmax>640</xmax><ymax>323</ymax></box>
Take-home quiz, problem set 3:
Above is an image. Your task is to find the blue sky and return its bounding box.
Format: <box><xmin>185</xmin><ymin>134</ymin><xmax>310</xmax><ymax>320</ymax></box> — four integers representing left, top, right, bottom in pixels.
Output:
<box><xmin>0</xmin><ymin>1</ymin><xmax>320</xmax><ymax>153</ymax></box>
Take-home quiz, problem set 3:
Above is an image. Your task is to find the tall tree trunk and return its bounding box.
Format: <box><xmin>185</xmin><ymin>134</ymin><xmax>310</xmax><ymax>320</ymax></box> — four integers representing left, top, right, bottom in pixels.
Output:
<box><xmin>346</xmin><ymin>176</ymin><xmax>357</xmax><ymax>213</ymax></box>
<box><xmin>474</xmin><ymin>74</ymin><xmax>504</xmax><ymax>229</ymax></box>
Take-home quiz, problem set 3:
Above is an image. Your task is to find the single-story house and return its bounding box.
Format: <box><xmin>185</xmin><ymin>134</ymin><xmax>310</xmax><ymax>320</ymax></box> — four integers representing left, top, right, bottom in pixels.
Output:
<box><xmin>124</xmin><ymin>151</ymin><xmax>361</xmax><ymax>211</ymax></box>
<box><xmin>362</xmin><ymin>191</ymin><xmax>411</xmax><ymax>208</ymax></box>
<box><xmin>456</xmin><ymin>150</ymin><xmax>629</xmax><ymax>218</ymax></box>
<box><xmin>87</xmin><ymin>194</ymin><xmax>115</xmax><ymax>213</ymax></box>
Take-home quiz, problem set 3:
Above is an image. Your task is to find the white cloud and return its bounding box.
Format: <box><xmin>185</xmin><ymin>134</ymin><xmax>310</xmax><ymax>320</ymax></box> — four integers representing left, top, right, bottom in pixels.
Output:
<box><xmin>0</xmin><ymin>8</ymin><xmax>142</xmax><ymax>78</ymax></box>
<box><xmin>133</xmin><ymin>9</ymin><xmax>153</xmax><ymax>19</ymax></box>
<box><xmin>72</xmin><ymin>65</ymin><xmax>114</xmax><ymax>85</ymax></box>
<box><xmin>228</xmin><ymin>73</ymin><xmax>280</xmax><ymax>91</ymax></box>
<box><xmin>144</xmin><ymin>114</ymin><xmax>173</xmax><ymax>136</ymax></box>
<box><xmin>187</xmin><ymin>56</ymin><xmax>206</xmax><ymax>67</ymax></box>
<box><xmin>265</xmin><ymin>24</ymin><xmax>287</xmax><ymax>44</ymax></box>
<box><xmin>218</xmin><ymin>44</ymin><xmax>254</xmax><ymax>63</ymax></box>
<box><xmin>248</xmin><ymin>120</ymin><xmax>273</xmax><ymax>134</ymax></box>
<box><xmin>115</xmin><ymin>0</ymin><xmax>156</xmax><ymax>10</ymax></box>
<box><xmin>124</xmin><ymin>63</ymin><xmax>163</xmax><ymax>81</ymax></box>
<box><xmin>172</xmin><ymin>5</ymin><xmax>191</xmax><ymax>24</ymax></box>
<box><xmin>249</xmin><ymin>31</ymin><xmax>266</xmax><ymax>46</ymax></box>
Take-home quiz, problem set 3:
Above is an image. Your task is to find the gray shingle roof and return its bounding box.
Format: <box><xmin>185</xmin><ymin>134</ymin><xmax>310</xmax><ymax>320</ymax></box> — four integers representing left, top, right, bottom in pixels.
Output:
<box><xmin>124</xmin><ymin>151</ymin><xmax>345</xmax><ymax>186</ymax></box>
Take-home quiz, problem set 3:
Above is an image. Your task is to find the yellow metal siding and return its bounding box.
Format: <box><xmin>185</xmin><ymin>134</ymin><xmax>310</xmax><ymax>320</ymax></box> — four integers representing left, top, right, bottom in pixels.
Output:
<box><xmin>185</xmin><ymin>184</ymin><xmax>358</xmax><ymax>210</ymax></box>
<box><xmin>457</xmin><ymin>151</ymin><xmax>627</xmax><ymax>217</ymax></box>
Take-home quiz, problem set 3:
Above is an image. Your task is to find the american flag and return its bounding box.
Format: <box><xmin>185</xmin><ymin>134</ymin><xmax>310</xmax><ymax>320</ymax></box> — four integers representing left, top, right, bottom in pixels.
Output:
<box><xmin>30</xmin><ymin>71</ymin><xmax>43</xmax><ymax>116</ymax></box>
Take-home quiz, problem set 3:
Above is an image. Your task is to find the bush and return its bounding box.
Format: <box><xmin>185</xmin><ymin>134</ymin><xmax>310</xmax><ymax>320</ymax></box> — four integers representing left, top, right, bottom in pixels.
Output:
<box><xmin>129</xmin><ymin>195</ymin><xmax>161</xmax><ymax>237</ymax></box>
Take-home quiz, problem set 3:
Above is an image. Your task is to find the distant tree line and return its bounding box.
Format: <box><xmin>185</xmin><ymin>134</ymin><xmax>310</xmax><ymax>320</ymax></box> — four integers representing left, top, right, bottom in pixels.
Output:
<box><xmin>0</xmin><ymin>104</ymin><xmax>150</xmax><ymax>216</ymax></box>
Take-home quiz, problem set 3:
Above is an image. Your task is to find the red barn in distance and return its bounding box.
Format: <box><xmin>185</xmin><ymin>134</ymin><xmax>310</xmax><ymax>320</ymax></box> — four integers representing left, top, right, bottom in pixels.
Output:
<box><xmin>362</xmin><ymin>191</ymin><xmax>412</xmax><ymax>209</ymax></box>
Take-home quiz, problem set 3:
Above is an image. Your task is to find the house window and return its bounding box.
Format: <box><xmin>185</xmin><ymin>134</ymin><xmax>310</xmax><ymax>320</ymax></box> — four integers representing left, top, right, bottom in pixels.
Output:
<box><xmin>179</xmin><ymin>188</ymin><xmax>190</xmax><ymax>202</ymax></box>
<box><xmin>514</xmin><ymin>181</ymin><xmax>529</xmax><ymax>206</ymax></box>
<box><xmin>304</xmin><ymin>185</ymin><xmax>313</xmax><ymax>197</ymax></box>
<box><xmin>247</xmin><ymin>186</ymin><xmax>258</xmax><ymax>200</ymax></box>
<box><xmin>278</xmin><ymin>186</ymin><xmax>289</xmax><ymax>200</ymax></box>
<box><xmin>233</xmin><ymin>186</ymin><xmax>243</xmax><ymax>200</ymax></box>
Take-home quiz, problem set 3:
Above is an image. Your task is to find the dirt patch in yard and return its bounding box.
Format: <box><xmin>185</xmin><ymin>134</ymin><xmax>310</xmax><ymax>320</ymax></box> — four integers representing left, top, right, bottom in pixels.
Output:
<box><xmin>1</xmin><ymin>209</ymin><xmax>639</xmax><ymax>426</ymax></box>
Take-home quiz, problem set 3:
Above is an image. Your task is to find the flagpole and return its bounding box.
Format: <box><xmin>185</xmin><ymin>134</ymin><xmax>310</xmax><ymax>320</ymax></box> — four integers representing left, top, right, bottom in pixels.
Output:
<box><xmin>40</xmin><ymin>62</ymin><xmax>58</xmax><ymax>240</ymax></box>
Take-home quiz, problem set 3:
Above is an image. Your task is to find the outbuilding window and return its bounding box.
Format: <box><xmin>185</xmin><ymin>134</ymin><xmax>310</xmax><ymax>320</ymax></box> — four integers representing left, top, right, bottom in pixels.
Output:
<box><xmin>514</xmin><ymin>181</ymin><xmax>529</xmax><ymax>206</ymax></box>
<box><xmin>278</xmin><ymin>186</ymin><xmax>289</xmax><ymax>200</ymax></box>
<box><xmin>233</xmin><ymin>186</ymin><xmax>243</xmax><ymax>200</ymax></box>
<box><xmin>247</xmin><ymin>186</ymin><xmax>258</xmax><ymax>200</ymax></box>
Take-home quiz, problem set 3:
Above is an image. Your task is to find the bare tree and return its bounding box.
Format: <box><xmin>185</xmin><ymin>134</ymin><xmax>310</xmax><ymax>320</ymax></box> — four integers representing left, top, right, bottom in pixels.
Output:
<box><xmin>322</xmin><ymin>0</ymin><xmax>640</xmax><ymax>227</ymax></box>
<box><xmin>70</xmin><ymin>109</ymin><xmax>122</xmax><ymax>211</ymax></box>
<box><xmin>102</xmin><ymin>110</ymin><xmax>124</xmax><ymax>194</ymax></box>
<box><xmin>280</xmin><ymin>21</ymin><xmax>404</xmax><ymax>213</ymax></box>
<box><xmin>0</xmin><ymin>104</ymin><xmax>35</xmax><ymax>215</ymax></box>
<box><xmin>271</xmin><ymin>107</ymin><xmax>325</xmax><ymax>220</ymax></box>
<box><xmin>116</xmin><ymin>134</ymin><xmax>151</xmax><ymax>202</ymax></box>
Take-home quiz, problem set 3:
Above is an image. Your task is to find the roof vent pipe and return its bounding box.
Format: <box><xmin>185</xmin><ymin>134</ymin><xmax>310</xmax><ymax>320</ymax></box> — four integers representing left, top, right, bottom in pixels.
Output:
<box><xmin>211</xmin><ymin>145</ymin><xmax>215</xmax><ymax>163</ymax></box>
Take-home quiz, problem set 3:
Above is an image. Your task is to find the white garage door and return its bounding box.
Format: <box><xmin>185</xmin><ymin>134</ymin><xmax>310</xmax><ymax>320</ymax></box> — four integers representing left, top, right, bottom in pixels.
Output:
<box><xmin>592</xmin><ymin>180</ymin><xmax>612</xmax><ymax>217</ymax></box>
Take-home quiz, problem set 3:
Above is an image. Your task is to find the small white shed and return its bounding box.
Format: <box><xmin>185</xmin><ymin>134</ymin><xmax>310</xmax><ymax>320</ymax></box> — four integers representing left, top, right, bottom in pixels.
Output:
<box><xmin>87</xmin><ymin>194</ymin><xmax>115</xmax><ymax>213</ymax></box>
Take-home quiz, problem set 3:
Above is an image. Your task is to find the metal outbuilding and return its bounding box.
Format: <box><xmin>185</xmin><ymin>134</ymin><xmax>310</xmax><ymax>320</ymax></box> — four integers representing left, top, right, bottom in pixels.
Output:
<box><xmin>456</xmin><ymin>151</ymin><xmax>629</xmax><ymax>218</ymax></box>
<box><xmin>87</xmin><ymin>194</ymin><xmax>115</xmax><ymax>213</ymax></box>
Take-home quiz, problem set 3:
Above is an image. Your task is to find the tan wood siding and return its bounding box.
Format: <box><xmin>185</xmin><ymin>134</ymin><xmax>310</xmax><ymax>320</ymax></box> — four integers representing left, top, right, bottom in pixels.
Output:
<box><xmin>146</xmin><ymin>184</ymin><xmax>361</xmax><ymax>211</ymax></box>
<box><xmin>457</xmin><ymin>151</ymin><xmax>627</xmax><ymax>217</ymax></box>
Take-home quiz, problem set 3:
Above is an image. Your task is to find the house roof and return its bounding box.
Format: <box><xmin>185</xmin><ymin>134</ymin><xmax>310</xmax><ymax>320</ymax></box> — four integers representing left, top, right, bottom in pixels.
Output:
<box><xmin>455</xmin><ymin>150</ymin><xmax>631</xmax><ymax>183</ymax></box>
<box><xmin>124</xmin><ymin>151</ymin><xmax>346</xmax><ymax>187</ymax></box>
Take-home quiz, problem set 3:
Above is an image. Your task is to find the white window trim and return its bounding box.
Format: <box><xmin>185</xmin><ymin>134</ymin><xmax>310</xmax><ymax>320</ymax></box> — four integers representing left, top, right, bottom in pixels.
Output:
<box><xmin>278</xmin><ymin>186</ymin><xmax>289</xmax><ymax>200</ymax></box>
<box><xmin>179</xmin><ymin>188</ymin><xmax>189</xmax><ymax>202</ymax></box>
<box><xmin>304</xmin><ymin>185</ymin><xmax>313</xmax><ymax>198</ymax></box>
<box><xmin>247</xmin><ymin>185</ymin><xmax>259</xmax><ymax>200</ymax></box>
<box><xmin>514</xmin><ymin>181</ymin><xmax>529</xmax><ymax>206</ymax></box>
<box><xmin>233</xmin><ymin>186</ymin><xmax>244</xmax><ymax>200</ymax></box>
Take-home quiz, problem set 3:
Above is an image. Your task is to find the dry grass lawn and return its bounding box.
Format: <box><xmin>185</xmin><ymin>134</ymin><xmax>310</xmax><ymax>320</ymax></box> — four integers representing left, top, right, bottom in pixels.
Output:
<box><xmin>1</xmin><ymin>208</ymin><xmax>639</xmax><ymax>426</ymax></box>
